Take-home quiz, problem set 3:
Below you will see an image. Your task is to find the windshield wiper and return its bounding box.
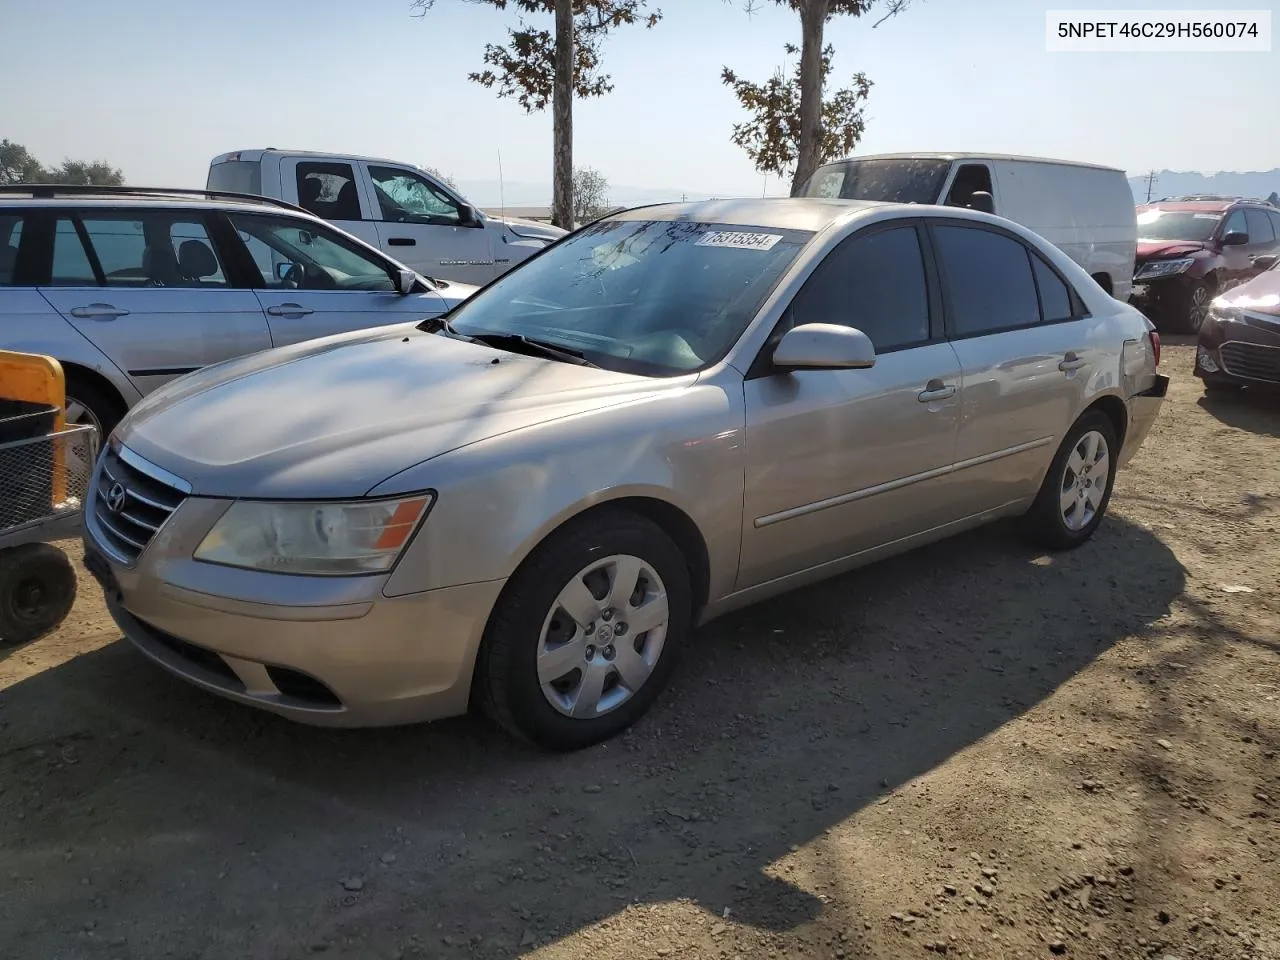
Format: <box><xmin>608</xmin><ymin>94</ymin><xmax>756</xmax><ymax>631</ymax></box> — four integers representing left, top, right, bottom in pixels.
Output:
<box><xmin>465</xmin><ymin>332</ymin><xmax>599</xmax><ymax>367</ymax></box>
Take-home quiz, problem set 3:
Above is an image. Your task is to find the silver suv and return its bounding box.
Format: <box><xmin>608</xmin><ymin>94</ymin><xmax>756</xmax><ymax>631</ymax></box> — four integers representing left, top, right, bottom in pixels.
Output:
<box><xmin>0</xmin><ymin>186</ymin><xmax>477</xmax><ymax>439</ymax></box>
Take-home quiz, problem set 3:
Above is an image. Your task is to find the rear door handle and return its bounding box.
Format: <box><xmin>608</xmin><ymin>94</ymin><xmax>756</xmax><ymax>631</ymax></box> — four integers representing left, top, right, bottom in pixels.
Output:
<box><xmin>918</xmin><ymin>378</ymin><xmax>957</xmax><ymax>403</ymax></box>
<box><xmin>388</xmin><ymin>237</ymin><xmax>416</xmax><ymax>246</ymax></box>
<box><xmin>265</xmin><ymin>303</ymin><xmax>314</xmax><ymax>317</ymax></box>
<box><xmin>69</xmin><ymin>303</ymin><xmax>129</xmax><ymax>320</ymax></box>
<box><xmin>1059</xmin><ymin>351</ymin><xmax>1086</xmax><ymax>372</ymax></box>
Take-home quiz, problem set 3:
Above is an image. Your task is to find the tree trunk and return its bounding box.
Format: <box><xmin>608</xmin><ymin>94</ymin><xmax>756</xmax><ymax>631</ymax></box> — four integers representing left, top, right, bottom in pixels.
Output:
<box><xmin>790</xmin><ymin>0</ymin><xmax>827</xmax><ymax>197</ymax></box>
<box><xmin>552</xmin><ymin>0</ymin><xmax>574</xmax><ymax>229</ymax></box>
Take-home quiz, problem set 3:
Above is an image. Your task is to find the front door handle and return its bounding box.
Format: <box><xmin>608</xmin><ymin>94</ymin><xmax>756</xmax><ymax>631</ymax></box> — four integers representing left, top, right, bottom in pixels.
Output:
<box><xmin>918</xmin><ymin>378</ymin><xmax>957</xmax><ymax>403</ymax></box>
<box><xmin>69</xmin><ymin>303</ymin><xmax>129</xmax><ymax>320</ymax></box>
<box><xmin>265</xmin><ymin>303</ymin><xmax>314</xmax><ymax>317</ymax></box>
<box><xmin>1059</xmin><ymin>351</ymin><xmax>1087</xmax><ymax>372</ymax></box>
<box><xmin>387</xmin><ymin>237</ymin><xmax>417</xmax><ymax>246</ymax></box>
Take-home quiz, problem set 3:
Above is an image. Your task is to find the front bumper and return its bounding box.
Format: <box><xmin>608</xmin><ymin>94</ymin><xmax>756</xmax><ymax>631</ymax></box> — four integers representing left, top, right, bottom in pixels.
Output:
<box><xmin>1193</xmin><ymin>314</ymin><xmax>1280</xmax><ymax>387</ymax></box>
<box><xmin>1118</xmin><ymin>374</ymin><xmax>1170</xmax><ymax>469</ymax></box>
<box><xmin>82</xmin><ymin>477</ymin><xmax>505</xmax><ymax>727</ymax></box>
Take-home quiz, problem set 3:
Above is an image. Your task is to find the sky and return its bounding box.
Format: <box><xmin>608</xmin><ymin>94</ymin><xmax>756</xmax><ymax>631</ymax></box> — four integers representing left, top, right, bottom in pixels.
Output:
<box><xmin>2</xmin><ymin>0</ymin><xmax>1276</xmax><ymax>205</ymax></box>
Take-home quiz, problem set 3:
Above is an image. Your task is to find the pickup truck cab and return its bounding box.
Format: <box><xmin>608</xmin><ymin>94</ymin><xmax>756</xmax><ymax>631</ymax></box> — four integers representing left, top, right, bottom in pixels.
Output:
<box><xmin>208</xmin><ymin>149</ymin><xmax>566</xmax><ymax>285</ymax></box>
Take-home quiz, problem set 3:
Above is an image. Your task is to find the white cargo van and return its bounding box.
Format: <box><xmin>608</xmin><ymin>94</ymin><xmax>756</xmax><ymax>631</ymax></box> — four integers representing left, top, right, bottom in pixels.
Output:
<box><xmin>208</xmin><ymin>149</ymin><xmax>566</xmax><ymax>285</ymax></box>
<box><xmin>798</xmin><ymin>153</ymin><xmax>1136</xmax><ymax>301</ymax></box>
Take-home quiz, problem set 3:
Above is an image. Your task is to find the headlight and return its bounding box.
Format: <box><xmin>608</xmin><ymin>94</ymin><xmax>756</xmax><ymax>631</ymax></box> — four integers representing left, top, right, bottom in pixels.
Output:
<box><xmin>1134</xmin><ymin>258</ymin><xmax>1194</xmax><ymax>280</ymax></box>
<box><xmin>194</xmin><ymin>495</ymin><xmax>433</xmax><ymax>576</ymax></box>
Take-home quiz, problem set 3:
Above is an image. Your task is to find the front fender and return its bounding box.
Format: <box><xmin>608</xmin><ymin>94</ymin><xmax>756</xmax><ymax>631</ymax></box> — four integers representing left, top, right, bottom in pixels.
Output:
<box><xmin>377</xmin><ymin>380</ymin><xmax>747</xmax><ymax>602</ymax></box>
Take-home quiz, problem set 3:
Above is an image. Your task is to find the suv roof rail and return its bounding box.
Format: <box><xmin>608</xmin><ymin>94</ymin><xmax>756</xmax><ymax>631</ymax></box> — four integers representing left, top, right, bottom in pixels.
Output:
<box><xmin>1160</xmin><ymin>194</ymin><xmax>1278</xmax><ymax>206</ymax></box>
<box><xmin>0</xmin><ymin>183</ymin><xmax>311</xmax><ymax>215</ymax></box>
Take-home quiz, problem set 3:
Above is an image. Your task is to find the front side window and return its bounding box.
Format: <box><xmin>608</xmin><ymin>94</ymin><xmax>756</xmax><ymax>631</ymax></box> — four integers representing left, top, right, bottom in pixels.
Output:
<box><xmin>368</xmin><ymin>165</ymin><xmax>462</xmax><ymax>225</ymax></box>
<box><xmin>0</xmin><ymin>214</ymin><xmax>24</xmax><ymax>285</ymax></box>
<box><xmin>1136</xmin><ymin>208</ymin><xmax>1222</xmax><ymax>242</ymax></box>
<box><xmin>789</xmin><ymin>225</ymin><xmax>930</xmax><ymax>351</ymax></box>
<box><xmin>799</xmin><ymin>158</ymin><xmax>952</xmax><ymax>204</ymax></box>
<box><xmin>229</xmin><ymin>214</ymin><xmax>395</xmax><ymax>292</ymax></box>
<box><xmin>75</xmin><ymin>214</ymin><xmax>228</xmax><ymax>288</ymax></box>
<box><xmin>443</xmin><ymin>219</ymin><xmax>813</xmax><ymax>376</ymax></box>
<box><xmin>934</xmin><ymin>224</ymin><xmax>1040</xmax><ymax>336</ymax></box>
<box><xmin>1222</xmin><ymin>209</ymin><xmax>1249</xmax><ymax>239</ymax></box>
<box><xmin>295</xmin><ymin>161</ymin><xmax>362</xmax><ymax>221</ymax></box>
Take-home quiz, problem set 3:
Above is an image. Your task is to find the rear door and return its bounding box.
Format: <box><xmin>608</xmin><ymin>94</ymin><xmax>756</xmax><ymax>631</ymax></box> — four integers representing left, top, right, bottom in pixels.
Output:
<box><xmin>362</xmin><ymin>162</ymin><xmax>496</xmax><ymax>284</ymax></box>
<box><xmin>225</xmin><ymin>211</ymin><xmax>450</xmax><ymax>347</ymax></box>
<box><xmin>928</xmin><ymin>219</ymin><xmax>1099</xmax><ymax>517</ymax></box>
<box><xmin>37</xmin><ymin>209</ymin><xmax>272</xmax><ymax>395</ymax></box>
<box><xmin>0</xmin><ymin>209</ymin><xmax>68</xmax><ymax>357</ymax></box>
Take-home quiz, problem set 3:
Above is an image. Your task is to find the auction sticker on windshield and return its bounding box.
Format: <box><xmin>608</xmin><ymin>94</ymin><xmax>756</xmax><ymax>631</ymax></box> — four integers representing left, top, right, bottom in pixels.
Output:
<box><xmin>696</xmin><ymin>231</ymin><xmax>784</xmax><ymax>251</ymax></box>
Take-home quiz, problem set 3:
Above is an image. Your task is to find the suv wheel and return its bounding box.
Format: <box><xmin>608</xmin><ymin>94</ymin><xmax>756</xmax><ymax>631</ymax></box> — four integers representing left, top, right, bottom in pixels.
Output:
<box><xmin>474</xmin><ymin>509</ymin><xmax>692</xmax><ymax>751</ymax></box>
<box><xmin>1181</xmin><ymin>280</ymin><xmax>1213</xmax><ymax>334</ymax></box>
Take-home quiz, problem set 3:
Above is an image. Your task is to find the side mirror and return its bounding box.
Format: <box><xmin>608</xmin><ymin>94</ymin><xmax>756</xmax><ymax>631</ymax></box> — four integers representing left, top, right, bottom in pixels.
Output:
<box><xmin>458</xmin><ymin>203</ymin><xmax>481</xmax><ymax>227</ymax></box>
<box><xmin>1253</xmin><ymin>254</ymin><xmax>1278</xmax><ymax>271</ymax></box>
<box><xmin>1222</xmin><ymin>231</ymin><xmax>1250</xmax><ymax>246</ymax></box>
<box><xmin>772</xmin><ymin>322</ymin><xmax>876</xmax><ymax>372</ymax></box>
<box><xmin>968</xmin><ymin>191</ymin><xmax>995</xmax><ymax>214</ymax></box>
<box><xmin>396</xmin><ymin>269</ymin><xmax>418</xmax><ymax>295</ymax></box>
<box><xmin>274</xmin><ymin>261</ymin><xmax>297</xmax><ymax>281</ymax></box>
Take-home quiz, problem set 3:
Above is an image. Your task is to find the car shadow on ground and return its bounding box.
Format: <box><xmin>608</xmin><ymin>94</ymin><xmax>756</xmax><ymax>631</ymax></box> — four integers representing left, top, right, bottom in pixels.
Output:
<box><xmin>1197</xmin><ymin>387</ymin><xmax>1280</xmax><ymax>439</ymax></box>
<box><xmin>0</xmin><ymin>517</ymin><xmax>1185</xmax><ymax>957</ymax></box>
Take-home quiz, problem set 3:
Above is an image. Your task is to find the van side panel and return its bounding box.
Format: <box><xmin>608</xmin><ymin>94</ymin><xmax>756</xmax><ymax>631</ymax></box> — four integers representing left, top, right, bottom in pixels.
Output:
<box><xmin>991</xmin><ymin>160</ymin><xmax>1135</xmax><ymax>300</ymax></box>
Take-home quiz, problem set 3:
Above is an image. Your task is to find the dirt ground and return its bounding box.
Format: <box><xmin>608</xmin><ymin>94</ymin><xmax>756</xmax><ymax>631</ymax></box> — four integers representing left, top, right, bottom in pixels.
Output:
<box><xmin>1</xmin><ymin>342</ymin><xmax>1277</xmax><ymax>960</ymax></box>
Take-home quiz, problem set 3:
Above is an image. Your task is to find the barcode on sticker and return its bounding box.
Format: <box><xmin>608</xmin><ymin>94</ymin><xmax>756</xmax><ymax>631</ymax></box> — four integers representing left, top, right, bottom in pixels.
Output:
<box><xmin>696</xmin><ymin>231</ymin><xmax>783</xmax><ymax>251</ymax></box>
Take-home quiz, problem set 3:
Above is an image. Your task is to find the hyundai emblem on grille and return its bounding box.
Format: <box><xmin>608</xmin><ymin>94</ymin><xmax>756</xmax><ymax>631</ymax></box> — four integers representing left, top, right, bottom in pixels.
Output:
<box><xmin>106</xmin><ymin>481</ymin><xmax>128</xmax><ymax>513</ymax></box>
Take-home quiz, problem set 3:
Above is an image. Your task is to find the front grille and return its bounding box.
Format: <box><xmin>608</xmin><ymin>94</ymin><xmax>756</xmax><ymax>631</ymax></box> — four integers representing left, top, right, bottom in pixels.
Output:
<box><xmin>1219</xmin><ymin>341</ymin><xmax>1280</xmax><ymax>384</ymax></box>
<box><xmin>91</xmin><ymin>446</ymin><xmax>187</xmax><ymax>564</ymax></box>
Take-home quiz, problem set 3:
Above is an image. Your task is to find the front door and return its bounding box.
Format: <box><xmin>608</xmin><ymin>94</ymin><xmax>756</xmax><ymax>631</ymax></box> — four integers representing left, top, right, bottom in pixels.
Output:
<box><xmin>739</xmin><ymin>221</ymin><xmax>964</xmax><ymax>589</ymax></box>
<box><xmin>363</xmin><ymin>162</ymin><xmax>496</xmax><ymax>285</ymax></box>
<box><xmin>226</xmin><ymin>211</ymin><xmax>450</xmax><ymax>347</ymax></box>
<box><xmin>928</xmin><ymin>220</ymin><xmax>1097</xmax><ymax>517</ymax></box>
<box><xmin>38</xmin><ymin>211</ymin><xmax>271</xmax><ymax>396</ymax></box>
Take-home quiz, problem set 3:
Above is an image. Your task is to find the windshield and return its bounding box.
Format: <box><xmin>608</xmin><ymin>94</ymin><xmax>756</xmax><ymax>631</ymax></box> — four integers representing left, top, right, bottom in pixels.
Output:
<box><xmin>799</xmin><ymin>158</ymin><xmax>952</xmax><ymax>204</ymax></box>
<box><xmin>439</xmin><ymin>219</ymin><xmax>814</xmax><ymax>376</ymax></box>
<box><xmin>1137</xmin><ymin>209</ymin><xmax>1222</xmax><ymax>242</ymax></box>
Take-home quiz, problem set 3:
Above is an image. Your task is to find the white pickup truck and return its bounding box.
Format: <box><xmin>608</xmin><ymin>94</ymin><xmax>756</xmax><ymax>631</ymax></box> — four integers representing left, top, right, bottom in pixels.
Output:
<box><xmin>207</xmin><ymin>149</ymin><xmax>566</xmax><ymax>285</ymax></box>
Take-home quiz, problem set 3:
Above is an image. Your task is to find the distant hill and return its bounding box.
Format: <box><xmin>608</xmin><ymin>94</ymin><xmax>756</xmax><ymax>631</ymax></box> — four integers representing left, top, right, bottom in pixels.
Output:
<box><xmin>455</xmin><ymin>178</ymin><xmax>745</xmax><ymax>208</ymax></box>
<box><xmin>1129</xmin><ymin>169</ymin><xmax>1280</xmax><ymax>204</ymax></box>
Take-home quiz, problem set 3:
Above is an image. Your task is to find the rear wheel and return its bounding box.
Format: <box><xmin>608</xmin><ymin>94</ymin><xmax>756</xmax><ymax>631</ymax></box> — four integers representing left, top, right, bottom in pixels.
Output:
<box><xmin>1024</xmin><ymin>412</ymin><xmax>1119</xmax><ymax>550</ymax></box>
<box><xmin>0</xmin><ymin>544</ymin><xmax>77</xmax><ymax>645</ymax></box>
<box><xmin>474</xmin><ymin>509</ymin><xmax>692</xmax><ymax>751</ymax></box>
<box><xmin>63</xmin><ymin>373</ymin><xmax>124</xmax><ymax>474</ymax></box>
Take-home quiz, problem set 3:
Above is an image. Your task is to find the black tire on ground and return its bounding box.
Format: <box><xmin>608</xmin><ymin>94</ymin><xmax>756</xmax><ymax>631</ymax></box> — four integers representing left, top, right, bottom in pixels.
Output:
<box><xmin>1178</xmin><ymin>279</ymin><xmax>1213</xmax><ymax>335</ymax></box>
<box><xmin>0</xmin><ymin>543</ymin><xmax>78</xmax><ymax>646</ymax></box>
<box><xmin>474</xmin><ymin>508</ymin><xmax>693</xmax><ymax>751</ymax></box>
<box><xmin>64</xmin><ymin>372</ymin><xmax>126</xmax><ymax>441</ymax></box>
<box><xmin>1024</xmin><ymin>411</ymin><xmax>1120</xmax><ymax>551</ymax></box>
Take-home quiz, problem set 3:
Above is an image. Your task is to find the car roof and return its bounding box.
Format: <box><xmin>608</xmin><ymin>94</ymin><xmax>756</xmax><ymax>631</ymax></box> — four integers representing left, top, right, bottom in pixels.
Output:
<box><xmin>0</xmin><ymin>186</ymin><xmax>309</xmax><ymax>218</ymax></box>
<box><xmin>212</xmin><ymin>148</ymin><xmax>407</xmax><ymax>167</ymax></box>
<box><xmin>607</xmin><ymin>197</ymin><xmax>887</xmax><ymax>233</ymax></box>
<box><xmin>818</xmin><ymin>152</ymin><xmax>1127</xmax><ymax>173</ymax></box>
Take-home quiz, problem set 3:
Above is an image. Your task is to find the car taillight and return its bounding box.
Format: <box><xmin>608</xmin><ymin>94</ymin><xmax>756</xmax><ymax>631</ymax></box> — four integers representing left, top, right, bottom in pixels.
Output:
<box><xmin>1149</xmin><ymin>329</ymin><xmax>1161</xmax><ymax>367</ymax></box>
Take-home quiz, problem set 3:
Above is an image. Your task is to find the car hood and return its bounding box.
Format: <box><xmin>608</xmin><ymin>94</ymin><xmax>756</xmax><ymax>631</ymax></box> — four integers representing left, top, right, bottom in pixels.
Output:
<box><xmin>494</xmin><ymin>216</ymin><xmax>567</xmax><ymax>241</ymax></box>
<box><xmin>1136</xmin><ymin>240</ymin><xmax>1210</xmax><ymax>261</ymax></box>
<box><xmin>1214</xmin><ymin>269</ymin><xmax>1280</xmax><ymax>318</ymax></box>
<box><xmin>425</xmin><ymin>277</ymin><xmax>480</xmax><ymax>306</ymax></box>
<box><xmin>116</xmin><ymin>324</ymin><xmax>681</xmax><ymax>499</ymax></box>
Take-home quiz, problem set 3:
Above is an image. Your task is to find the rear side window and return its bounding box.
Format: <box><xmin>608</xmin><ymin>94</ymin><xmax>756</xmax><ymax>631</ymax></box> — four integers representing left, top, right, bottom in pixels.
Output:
<box><xmin>789</xmin><ymin>224</ymin><xmax>931</xmax><ymax>352</ymax></box>
<box><xmin>295</xmin><ymin>162</ymin><xmax>362</xmax><ymax>221</ymax></box>
<box><xmin>0</xmin><ymin>214</ymin><xmax>24</xmax><ymax>285</ymax></box>
<box><xmin>1245</xmin><ymin>209</ymin><xmax>1275</xmax><ymax>244</ymax></box>
<box><xmin>934</xmin><ymin>224</ymin><xmax>1040</xmax><ymax>336</ymax></box>
<box><xmin>76</xmin><ymin>214</ymin><xmax>228</xmax><ymax>287</ymax></box>
<box><xmin>51</xmin><ymin>219</ymin><xmax>97</xmax><ymax>286</ymax></box>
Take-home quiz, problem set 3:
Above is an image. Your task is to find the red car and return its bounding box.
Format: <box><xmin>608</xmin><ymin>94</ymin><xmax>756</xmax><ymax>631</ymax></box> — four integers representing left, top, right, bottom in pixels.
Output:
<box><xmin>1194</xmin><ymin>252</ymin><xmax>1280</xmax><ymax>394</ymax></box>
<box><xmin>1131</xmin><ymin>197</ymin><xmax>1280</xmax><ymax>334</ymax></box>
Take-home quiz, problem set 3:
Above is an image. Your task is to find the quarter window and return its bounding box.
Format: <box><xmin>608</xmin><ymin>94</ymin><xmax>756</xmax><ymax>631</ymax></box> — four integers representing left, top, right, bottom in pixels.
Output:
<box><xmin>295</xmin><ymin>161</ymin><xmax>363</xmax><ymax>221</ymax></box>
<box><xmin>75</xmin><ymin>215</ymin><xmax>228</xmax><ymax>288</ymax></box>
<box><xmin>788</xmin><ymin>225</ymin><xmax>931</xmax><ymax>352</ymax></box>
<box><xmin>229</xmin><ymin>214</ymin><xmax>395</xmax><ymax>292</ymax></box>
<box><xmin>934</xmin><ymin>224</ymin><xmax>1040</xmax><ymax>336</ymax></box>
<box><xmin>1031</xmin><ymin>255</ymin><xmax>1075</xmax><ymax>323</ymax></box>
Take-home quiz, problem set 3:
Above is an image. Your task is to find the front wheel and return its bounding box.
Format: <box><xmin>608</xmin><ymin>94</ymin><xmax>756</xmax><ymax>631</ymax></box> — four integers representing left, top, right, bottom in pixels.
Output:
<box><xmin>474</xmin><ymin>509</ymin><xmax>692</xmax><ymax>751</ymax></box>
<box><xmin>1179</xmin><ymin>280</ymin><xmax>1213</xmax><ymax>335</ymax></box>
<box><xmin>1024</xmin><ymin>412</ymin><xmax>1119</xmax><ymax>550</ymax></box>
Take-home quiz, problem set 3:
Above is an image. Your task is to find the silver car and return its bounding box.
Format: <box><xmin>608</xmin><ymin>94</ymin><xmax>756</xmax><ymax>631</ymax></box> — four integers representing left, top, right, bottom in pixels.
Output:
<box><xmin>81</xmin><ymin>198</ymin><xmax>1168</xmax><ymax>751</ymax></box>
<box><xmin>0</xmin><ymin>186</ymin><xmax>477</xmax><ymax>440</ymax></box>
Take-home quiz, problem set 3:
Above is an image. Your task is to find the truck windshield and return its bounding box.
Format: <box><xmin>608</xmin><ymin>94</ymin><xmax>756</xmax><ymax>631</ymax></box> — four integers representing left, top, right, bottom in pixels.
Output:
<box><xmin>799</xmin><ymin>158</ymin><xmax>952</xmax><ymax>204</ymax></box>
<box><xmin>436</xmin><ymin>219</ymin><xmax>813</xmax><ymax>377</ymax></box>
<box><xmin>1137</xmin><ymin>209</ymin><xmax>1222</xmax><ymax>242</ymax></box>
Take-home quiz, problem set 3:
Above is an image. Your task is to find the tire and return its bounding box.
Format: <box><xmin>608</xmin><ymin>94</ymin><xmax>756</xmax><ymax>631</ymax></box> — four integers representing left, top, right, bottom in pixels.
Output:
<box><xmin>474</xmin><ymin>508</ymin><xmax>693</xmax><ymax>751</ymax></box>
<box><xmin>0</xmin><ymin>544</ymin><xmax>78</xmax><ymax>646</ymax></box>
<box><xmin>1178</xmin><ymin>280</ymin><xmax>1213</xmax><ymax>335</ymax></box>
<box><xmin>64</xmin><ymin>373</ymin><xmax>126</xmax><ymax>442</ymax></box>
<box><xmin>1024</xmin><ymin>412</ymin><xmax>1119</xmax><ymax>551</ymax></box>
